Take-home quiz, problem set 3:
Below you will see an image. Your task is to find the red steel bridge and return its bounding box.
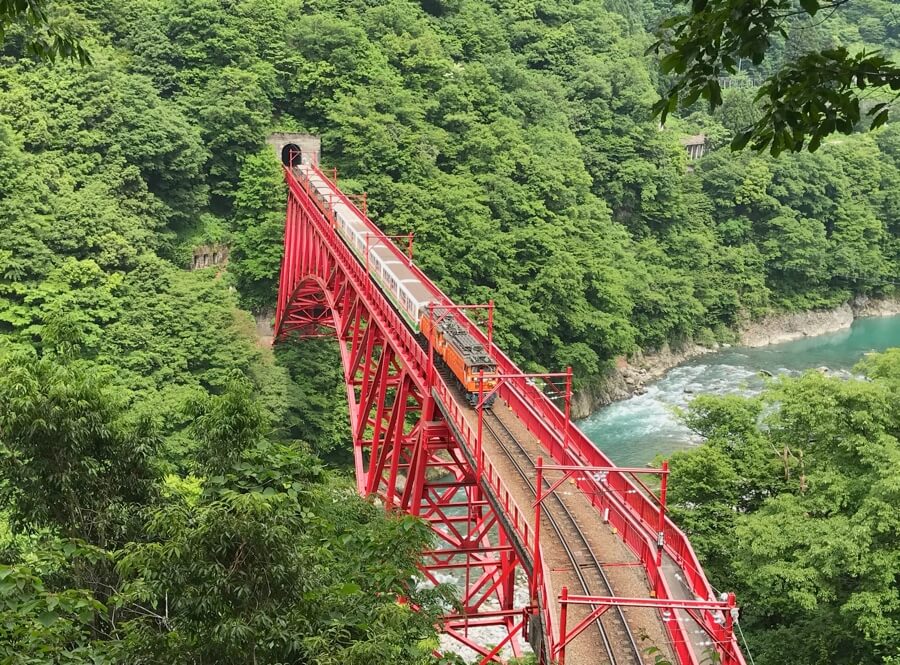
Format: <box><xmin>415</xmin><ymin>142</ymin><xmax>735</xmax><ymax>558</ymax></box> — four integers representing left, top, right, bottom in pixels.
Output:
<box><xmin>274</xmin><ymin>153</ymin><xmax>747</xmax><ymax>665</ymax></box>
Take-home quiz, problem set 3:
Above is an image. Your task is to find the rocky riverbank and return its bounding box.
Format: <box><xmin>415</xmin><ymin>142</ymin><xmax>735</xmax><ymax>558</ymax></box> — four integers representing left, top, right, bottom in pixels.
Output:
<box><xmin>570</xmin><ymin>342</ymin><xmax>720</xmax><ymax>419</ymax></box>
<box><xmin>738</xmin><ymin>303</ymin><xmax>854</xmax><ymax>347</ymax></box>
<box><xmin>572</xmin><ymin>296</ymin><xmax>900</xmax><ymax>419</ymax></box>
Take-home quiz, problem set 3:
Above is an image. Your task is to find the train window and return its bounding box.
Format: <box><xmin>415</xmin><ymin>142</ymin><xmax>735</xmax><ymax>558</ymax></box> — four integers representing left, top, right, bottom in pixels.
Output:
<box><xmin>400</xmin><ymin>287</ymin><xmax>415</xmax><ymax>312</ymax></box>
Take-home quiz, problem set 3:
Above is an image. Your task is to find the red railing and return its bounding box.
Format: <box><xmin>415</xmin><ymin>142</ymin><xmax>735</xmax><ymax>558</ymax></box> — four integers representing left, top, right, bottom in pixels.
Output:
<box><xmin>454</xmin><ymin>315</ymin><xmax>745</xmax><ymax>664</ymax></box>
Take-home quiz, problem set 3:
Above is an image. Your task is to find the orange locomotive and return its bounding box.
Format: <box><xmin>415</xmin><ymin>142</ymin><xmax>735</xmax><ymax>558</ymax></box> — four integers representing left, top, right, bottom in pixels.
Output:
<box><xmin>420</xmin><ymin>307</ymin><xmax>498</xmax><ymax>409</ymax></box>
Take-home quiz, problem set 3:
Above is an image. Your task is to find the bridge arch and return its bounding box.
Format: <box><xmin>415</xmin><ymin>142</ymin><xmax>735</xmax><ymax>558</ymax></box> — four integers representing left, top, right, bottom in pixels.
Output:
<box><xmin>277</xmin><ymin>274</ymin><xmax>336</xmax><ymax>337</ymax></box>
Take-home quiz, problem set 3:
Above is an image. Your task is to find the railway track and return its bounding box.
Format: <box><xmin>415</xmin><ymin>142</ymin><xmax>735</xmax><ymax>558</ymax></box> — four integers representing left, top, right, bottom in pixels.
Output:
<box><xmin>482</xmin><ymin>410</ymin><xmax>644</xmax><ymax>665</ymax></box>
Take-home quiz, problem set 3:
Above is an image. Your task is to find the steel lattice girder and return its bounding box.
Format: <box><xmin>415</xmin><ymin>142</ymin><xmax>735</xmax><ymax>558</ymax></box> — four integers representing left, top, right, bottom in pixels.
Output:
<box><xmin>275</xmin><ymin>178</ymin><xmax>530</xmax><ymax>663</ymax></box>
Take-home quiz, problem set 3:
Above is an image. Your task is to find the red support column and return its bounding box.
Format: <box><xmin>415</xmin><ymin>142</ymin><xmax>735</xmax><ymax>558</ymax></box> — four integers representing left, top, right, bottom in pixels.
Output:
<box><xmin>657</xmin><ymin>460</ymin><xmax>669</xmax><ymax>570</ymax></box>
<box><xmin>725</xmin><ymin>592</ymin><xmax>737</xmax><ymax>665</ymax></box>
<box><xmin>559</xmin><ymin>585</ymin><xmax>569</xmax><ymax>665</ymax></box>
<box><xmin>563</xmin><ymin>366</ymin><xmax>572</xmax><ymax>453</ymax></box>
<box><xmin>531</xmin><ymin>456</ymin><xmax>544</xmax><ymax>602</ymax></box>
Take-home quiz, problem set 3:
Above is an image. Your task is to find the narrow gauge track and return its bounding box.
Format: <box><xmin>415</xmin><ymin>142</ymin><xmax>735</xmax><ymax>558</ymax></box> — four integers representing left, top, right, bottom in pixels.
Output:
<box><xmin>482</xmin><ymin>411</ymin><xmax>644</xmax><ymax>665</ymax></box>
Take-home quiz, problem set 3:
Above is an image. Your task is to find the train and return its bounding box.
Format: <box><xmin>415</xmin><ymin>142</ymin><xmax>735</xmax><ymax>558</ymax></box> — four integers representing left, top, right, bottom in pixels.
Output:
<box><xmin>420</xmin><ymin>307</ymin><xmax>498</xmax><ymax>408</ymax></box>
<box><xmin>297</xmin><ymin>165</ymin><xmax>498</xmax><ymax>408</ymax></box>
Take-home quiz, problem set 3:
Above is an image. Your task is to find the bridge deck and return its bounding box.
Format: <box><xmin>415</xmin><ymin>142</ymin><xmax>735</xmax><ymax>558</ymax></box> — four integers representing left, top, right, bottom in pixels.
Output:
<box><xmin>445</xmin><ymin>376</ymin><xmax>674</xmax><ymax>665</ymax></box>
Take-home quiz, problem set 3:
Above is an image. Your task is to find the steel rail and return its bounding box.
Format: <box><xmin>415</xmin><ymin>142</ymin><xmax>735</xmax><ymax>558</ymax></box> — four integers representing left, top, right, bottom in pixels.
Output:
<box><xmin>482</xmin><ymin>411</ymin><xmax>644</xmax><ymax>665</ymax></box>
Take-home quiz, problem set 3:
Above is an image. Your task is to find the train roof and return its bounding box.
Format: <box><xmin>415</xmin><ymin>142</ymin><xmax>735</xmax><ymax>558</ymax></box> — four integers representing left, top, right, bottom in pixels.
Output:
<box><xmin>432</xmin><ymin>307</ymin><xmax>495</xmax><ymax>367</ymax></box>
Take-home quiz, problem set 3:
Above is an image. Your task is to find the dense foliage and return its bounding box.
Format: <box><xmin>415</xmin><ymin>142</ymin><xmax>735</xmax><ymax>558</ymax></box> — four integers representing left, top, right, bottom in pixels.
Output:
<box><xmin>2</xmin><ymin>0</ymin><xmax>895</xmax><ymax>382</ymax></box>
<box><xmin>0</xmin><ymin>0</ymin><xmax>89</xmax><ymax>62</ymax></box>
<box><xmin>0</xmin><ymin>1</ymin><xmax>446</xmax><ymax>661</ymax></box>
<box><xmin>667</xmin><ymin>350</ymin><xmax>900</xmax><ymax>665</ymax></box>
<box><xmin>0</xmin><ymin>0</ymin><xmax>897</xmax><ymax>662</ymax></box>
<box><xmin>0</xmin><ymin>347</ymin><xmax>444</xmax><ymax>663</ymax></box>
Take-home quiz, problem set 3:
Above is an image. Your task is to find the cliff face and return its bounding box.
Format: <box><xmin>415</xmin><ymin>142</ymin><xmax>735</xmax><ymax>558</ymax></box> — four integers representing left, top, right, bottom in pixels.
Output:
<box><xmin>738</xmin><ymin>304</ymin><xmax>855</xmax><ymax>347</ymax></box>
<box><xmin>572</xmin><ymin>297</ymin><xmax>900</xmax><ymax>419</ymax></box>
<box><xmin>851</xmin><ymin>295</ymin><xmax>900</xmax><ymax>318</ymax></box>
<box><xmin>254</xmin><ymin>309</ymin><xmax>276</xmax><ymax>347</ymax></box>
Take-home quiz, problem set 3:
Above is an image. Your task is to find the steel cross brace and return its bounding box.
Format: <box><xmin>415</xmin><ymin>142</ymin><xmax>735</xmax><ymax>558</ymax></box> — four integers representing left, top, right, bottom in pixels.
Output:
<box><xmin>556</xmin><ymin>590</ymin><xmax>740</xmax><ymax>665</ymax></box>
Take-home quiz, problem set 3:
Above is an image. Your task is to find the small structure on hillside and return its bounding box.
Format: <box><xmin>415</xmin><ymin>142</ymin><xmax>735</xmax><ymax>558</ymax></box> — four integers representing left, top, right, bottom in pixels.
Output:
<box><xmin>681</xmin><ymin>134</ymin><xmax>708</xmax><ymax>161</ymax></box>
<box><xmin>267</xmin><ymin>133</ymin><xmax>321</xmax><ymax>167</ymax></box>
<box><xmin>191</xmin><ymin>244</ymin><xmax>229</xmax><ymax>270</ymax></box>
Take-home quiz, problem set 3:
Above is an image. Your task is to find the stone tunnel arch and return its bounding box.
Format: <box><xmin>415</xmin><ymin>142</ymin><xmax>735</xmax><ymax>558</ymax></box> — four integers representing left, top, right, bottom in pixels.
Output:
<box><xmin>281</xmin><ymin>143</ymin><xmax>302</xmax><ymax>167</ymax></box>
<box><xmin>267</xmin><ymin>133</ymin><xmax>321</xmax><ymax>167</ymax></box>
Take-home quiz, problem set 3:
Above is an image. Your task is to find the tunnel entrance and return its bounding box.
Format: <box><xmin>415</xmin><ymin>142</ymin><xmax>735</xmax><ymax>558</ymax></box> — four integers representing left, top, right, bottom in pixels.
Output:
<box><xmin>281</xmin><ymin>143</ymin><xmax>302</xmax><ymax>167</ymax></box>
<box><xmin>267</xmin><ymin>133</ymin><xmax>320</xmax><ymax>167</ymax></box>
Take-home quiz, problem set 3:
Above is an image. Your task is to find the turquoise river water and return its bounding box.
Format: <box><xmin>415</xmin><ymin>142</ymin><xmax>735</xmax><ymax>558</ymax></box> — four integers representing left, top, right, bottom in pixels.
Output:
<box><xmin>579</xmin><ymin>315</ymin><xmax>900</xmax><ymax>467</ymax></box>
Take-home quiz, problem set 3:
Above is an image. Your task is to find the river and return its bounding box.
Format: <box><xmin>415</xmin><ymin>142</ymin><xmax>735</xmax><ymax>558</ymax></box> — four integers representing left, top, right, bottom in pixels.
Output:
<box><xmin>579</xmin><ymin>315</ymin><xmax>900</xmax><ymax>467</ymax></box>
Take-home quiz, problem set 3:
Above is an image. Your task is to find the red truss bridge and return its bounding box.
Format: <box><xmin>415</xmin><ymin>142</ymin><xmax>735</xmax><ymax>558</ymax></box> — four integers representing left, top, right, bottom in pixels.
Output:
<box><xmin>274</xmin><ymin>154</ymin><xmax>747</xmax><ymax>665</ymax></box>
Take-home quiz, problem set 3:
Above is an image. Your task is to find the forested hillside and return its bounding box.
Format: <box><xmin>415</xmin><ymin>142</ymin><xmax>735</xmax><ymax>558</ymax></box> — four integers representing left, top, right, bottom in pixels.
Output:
<box><xmin>0</xmin><ymin>0</ymin><xmax>897</xmax><ymax>662</ymax></box>
<box><xmin>2</xmin><ymin>0</ymin><xmax>896</xmax><ymax>377</ymax></box>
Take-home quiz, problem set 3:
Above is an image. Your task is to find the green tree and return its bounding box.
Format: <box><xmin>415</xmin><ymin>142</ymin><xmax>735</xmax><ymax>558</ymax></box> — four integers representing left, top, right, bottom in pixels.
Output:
<box><xmin>0</xmin><ymin>0</ymin><xmax>89</xmax><ymax>62</ymax></box>
<box><xmin>115</xmin><ymin>384</ymin><xmax>443</xmax><ymax>664</ymax></box>
<box><xmin>650</xmin><ymin>0</ymin><xmax>900</xmax><ymax>153</ymax></box>
<box><xmin>669</xmin><ymin>355</ymin><xmax>900</xmax><ymax>664</ymax></box>
<box><xmin>229</xmin><ymin>148</ymin><xmax>286</xmax><ymax>310</ymax></box>
<box><xmin>0</xmin><ymin>344</ymin><xmax>158</xmax><ymax>545</ymax></box>
<box><xmin>0</xmin><ymin>554</ymin><xmax>109</xmax><ymax>663</ymax></box>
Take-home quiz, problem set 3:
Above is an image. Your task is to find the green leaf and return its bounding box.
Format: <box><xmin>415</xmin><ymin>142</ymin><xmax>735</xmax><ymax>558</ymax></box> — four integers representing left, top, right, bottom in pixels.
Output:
<box><xmin>799</xmin><ymin>0</ymin><xmax>819</xmax><ymax>15</ymax></box>
<box><xmin>870</xmin><ymin>110</ymin><xmax>889</xmax><ymax>130</ymax></box>
<box><xmin>731</xmin><ymin>130</ymin><xmax>753</xmax><ymax>151</ymax></box>
<box><xmin>37</xmin><ymin>610</ymin><xmax>58</xmax><ymax>627</ymax></box>
<box><xmin>338</xmin><ymin>582</ymin><xmax>361</xmax><ymax>596</ymax></box>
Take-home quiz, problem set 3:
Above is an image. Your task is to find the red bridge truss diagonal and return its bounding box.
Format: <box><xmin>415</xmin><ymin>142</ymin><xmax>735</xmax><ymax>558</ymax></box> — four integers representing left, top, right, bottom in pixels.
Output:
<box><xmin>275</xmin><ymin>160</ymin><xmax>747</xmax><ymax>665</ymax></box>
